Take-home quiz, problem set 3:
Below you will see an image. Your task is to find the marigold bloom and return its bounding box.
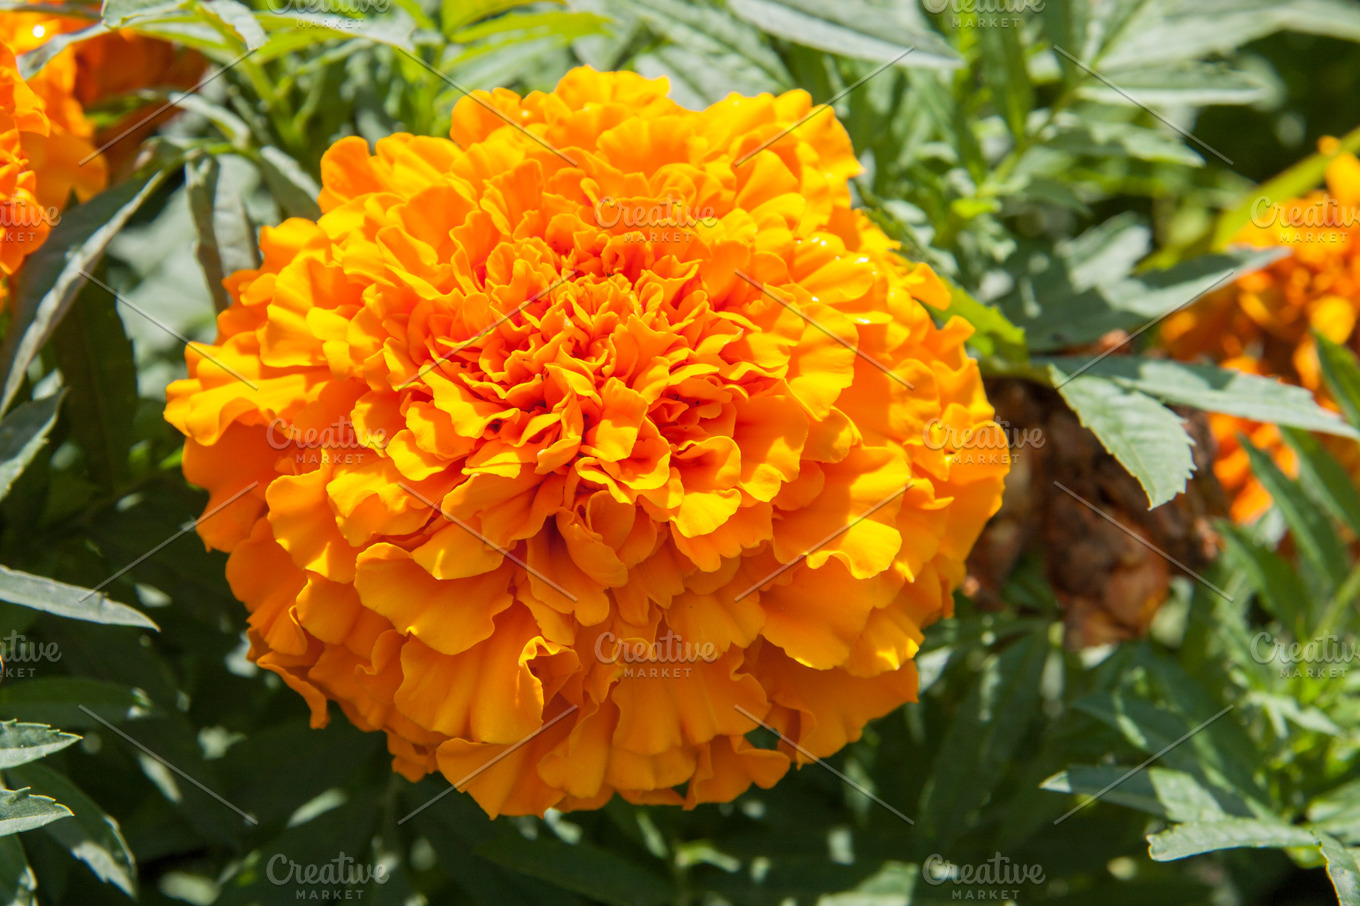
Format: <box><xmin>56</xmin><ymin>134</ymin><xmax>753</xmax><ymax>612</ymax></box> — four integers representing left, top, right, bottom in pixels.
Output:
<box><xmin>166</xmin><ymin>68</ymin><xmax>1008</xmax><ymax>816</ymax></box>
<box><xmin>0</xmin><ymin>39</ymin><xmax>54</xmax><ymax>289</ymax></box>
<box><xmin>1163</xmin><ymin>144</ymin><xmax>1360</xmax><ymax>521</ymax></box>
<box><xmin>0</xmin><ymin>13</ymin><xmax>106</xmax><ymax>213</ymax></box>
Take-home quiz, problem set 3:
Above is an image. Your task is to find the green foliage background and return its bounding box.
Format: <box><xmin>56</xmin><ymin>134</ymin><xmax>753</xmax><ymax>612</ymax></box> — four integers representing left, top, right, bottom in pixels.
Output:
<box><xmin>1</xmin><ymin>0</ymin><xmax>1360</xmax><ymax>903</ymax></box>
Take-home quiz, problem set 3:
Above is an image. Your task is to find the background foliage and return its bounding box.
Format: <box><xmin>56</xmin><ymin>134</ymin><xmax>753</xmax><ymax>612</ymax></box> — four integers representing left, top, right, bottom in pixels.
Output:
<box><xmin>2</xmin><ymin>0</ymin><xmax>1360</xmax><ymax>902</ymax></box>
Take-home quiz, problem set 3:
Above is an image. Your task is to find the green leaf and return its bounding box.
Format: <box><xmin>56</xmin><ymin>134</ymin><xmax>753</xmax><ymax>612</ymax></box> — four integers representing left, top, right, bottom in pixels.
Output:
<box><xmin>975</xmin><ymin>18</ymin><xmax>1033</xmax><ymax>141</ymax></box>
<box><xmin>617</xmin><ymin>0</ymin><xmax>786</xmax><ymax>99</ymax></box>
<box><xmin>101</xmin><ymin>0</ymin><xmax>183</xmax><ymax>27</ymax></box>
<box><xmin>254</xmin><ymin>11</ymin><xmax>416</xmax><ymax>53</ymax></box>
<box><xmin>477</xmin><ymin>836</ymin><xmax>677</xmax><ymax>906</ymax></box>
<box><xmin>1052</xmin><ymin>372</ymin><xmax>1195</xmax><ymax>508</ymax></box>
<box><xmin>1317</xmin><ymin>331</ymin><xmax>1360</xmax><ymax>430</ymax></box>
<box><xmin>0</xmin><ymin>566</ymin><xmax>157</xmax><ymax>630</ymax></box>
<box><xmin>939</xmin><ymin>279</ymin><xmax>1026</xmax><ymax>361</ymax></box>
<box><xmin>17</xmin><ymin>23</ymin><xmax>109</xmax><ymax>79</ymax></box>
<box><xmin>1147</xmin><ymin>818</ymin><xmax>1316</xmax><ymax>861</ymax></box>
<box><xmin>918</xmin><ymin>631</ymin><xmax>1049</xmax><ymax>847</ymax></box>
<box><xmin>1318</xmin><ymin>833</ymin><xmax>1360</xmax><ymax>906</ymax></box>
<box><xmin>1078</xmin><ymin>64</ymin><xmax>1270</xmax><ymax>107</ymax></box>
<box><xmin>1240</xmin><ymin>436</ymin><xmax>1349</xmax><ymax>594</ymax></box>
<box><xmin>1074</xmin><ymin>694</ymin><xmax>1252</xmax><ymax>800</ymax></box>
<box><xmin>1014</xmin><ymin>246</ymin><xmax>1287</xmax><ymax>352</ymax></box>
<box><xmin>7</xmin><ymin>763</ymin><xmax>136</xmax><ymax>896</ymax></box>
<box><xmin>201</xmin><ymin>0</ymin><xmax>266</xmax><ymax>49</ymax></box>
<box><xmin>0</xmin><ymin>172</ymin><xmax>166</xmax><ymax>415</ymax></box>
<box><xmin>1047</xmin><ymin>121</ymin><xmax>1206</xmax><ymax>166</ymax></box>
<box><xmin>1038</xmin><ymin>357</ymin><xmax>1357</xmax><ymax>438</ymax></box>
<box><xmin>0</xmin><ymin>837</ymin><xmax>37</xmax><ymax>906</ymax></box>
<box><xmin>51</xmin><ymin>280</ymin><xmax>139</xmax><ymax>490</ymax></box>
<box><xmin>0</xmin><ymin>393</ymin><xmax>63</xmax><ymax>503</ymax></box>
<box><xmin>0</xmin><ymin>724</ymin><xmax>78</xmax><ymax>771</ymax></box>
<box><xmin>0</xmin><ymin>679</ymin><xmax>153</xmax><ymax>729</ymax></box>
<box><xmin>186</xmin><ymin>156</ymin><xmax>260</xmax><ymax>314</ymax></box>
<box><xmin>727</xmin><ymin>0</ymin><xmax>962</xmax><ymax>70</ymax></box>
<box><xmin>1042</xmin><ymin>765</ymin><xmax>1233</xmax><ymax>823</ymax></box>
<box><xmin>1218</xmin><ymin>523</ymin><xmax>1309</xmax><ymax>629</ymax></box>
<box><xmin>0</xmin><ymin>789</ymin><xmax>71</xmax><ymax>838</ymax></box>
<box><xmin>252</xmin><ymin>146</ymin><xmax>321</xmax><ymax>220</ymax></box>
<box><xmin>1281</xmin><ymin>427</ymin><xmax>1360</xmax><ymax>538</ymax></box>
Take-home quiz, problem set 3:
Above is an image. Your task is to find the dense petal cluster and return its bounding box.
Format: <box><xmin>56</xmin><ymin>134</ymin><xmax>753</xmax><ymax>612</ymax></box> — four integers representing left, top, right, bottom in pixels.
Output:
<box><xmin>166</xmin><ymin>68</ymin><xmax>1008</xmax><ymax>816</ymax></box>
<box><xmin>0</xmin><ymin>12</ymin><xmax>107</xmax><ymax>216</ymax></box>
<box><xmin>0</xmin><ymin>38</ymin><xmax>55</xmax><ymax>290</ymax></box>
<box><xmin>1163</xmin><ymin>145</ymin><xmax>1360</xmax><ymax>521</ymax></box>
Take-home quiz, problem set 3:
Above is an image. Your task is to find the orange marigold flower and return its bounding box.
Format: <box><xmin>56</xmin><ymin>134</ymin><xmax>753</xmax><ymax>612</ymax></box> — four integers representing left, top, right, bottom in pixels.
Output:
<box><xmin>0</xmin><ymin>12</ymin><xmax>107</xmax><ymax>213</ymax></box>
<box><xmin>0</xmin><ymin>38</ymin><xmax>55</xmax><ymax>289</ymax></box>
<box><xmin>1163</xmin><ymin>144</ymin><xmax>1360</xmax><ymax>522</ymax></box>
<box><xmin>165</xmin><ymin>67</ymin><xmax>1008</xmax><ymax>817</ymax></box>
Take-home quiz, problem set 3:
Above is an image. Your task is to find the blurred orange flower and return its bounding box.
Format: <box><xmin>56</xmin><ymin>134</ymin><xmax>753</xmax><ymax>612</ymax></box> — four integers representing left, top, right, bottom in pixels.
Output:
<box><xmin>0</xmin><ymin>13</ymin><xmax>107</xmax><ymax>214</ymax></box>
<box><xmin>0</xmin><ymin>38</ymin><xmax>53</xmax><ymax>284</ymax></box>
<box><xmin>1163</xmin><ymin>143</ymin><xmax>1360</xmax><ymax>522</ymax></box>
<box><xmin>165</xmin><ymin>67</ymin><xmax>1008</xmax><ymax>817</ymax></box>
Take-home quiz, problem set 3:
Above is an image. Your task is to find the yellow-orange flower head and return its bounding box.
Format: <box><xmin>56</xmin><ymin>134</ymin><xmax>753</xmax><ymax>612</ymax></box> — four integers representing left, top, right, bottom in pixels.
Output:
<box><xmin>1164</xmin><ymin>144</ymin><xmax>1360</xmax><ymax>522</ymax></box>
<box><xmin>0</xmin><ymin>38</ymin><xmax>52</xmax><ymax>284</ymax></box>
<box><xmin>165</xmin><ymin>68</ymin><xmax>1008</xmax><ymax>817</ymax></box>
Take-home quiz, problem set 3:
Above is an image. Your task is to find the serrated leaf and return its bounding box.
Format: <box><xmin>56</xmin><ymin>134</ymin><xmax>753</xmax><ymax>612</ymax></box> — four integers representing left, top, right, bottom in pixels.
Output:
<box><xmin>1240</xmin><ymin>436</ymin><xmax>1349</xmax><ymax>594</ymax></box>
<box><xmin>8</xmin><ymin>764</ymin><xmax>135</xmax><ymax>897</ymax></box>
<box><xmin>1053</xmin><ymin>372</ymin><xmax>1195</xmax><ymax>508</ymax></box>
<box><xmin>1048</xmin><ymin>121</ymin><xmax>1206</xmax><ymax>166</ymax></box>
<box><xmin>252</xmin><ymin>146</ymin><xmax>321</xmax><ymax>220</ymax></box>
<box><xmin>101</xmin><ymin>0</ymin><xmax>183</xmax><ymax>27</ymax></box>
<box><xmin>17</xmin><ymin>23</ymin><xmax>109</xmax><ymax>79</ymax></box>
<box><xmin>1042</xmin><ymin>765</ymin><xmax>1233</xmax><ymax>823</ymax></box>
<box><xmin>0</xmin><ymin>789</ymin><xmax>70</xmax><ymax>838</ymax></box>
<box><xmin>52</xmin><ymin>280</ymin><xmax>139</xmax><ymax>490</ymax></box>
<box><xmin>1074</xmin><ymin>694</ymin><xmax>1251</xmax><ymax>799</ymax></box>
<box><xmin>0</xmin><ymin>393</ymin><xmax>62</xmax><ymax>503</ymax></box>
<box><xmin>918</xmin><ymin>631</ymin><xmax>1048</xmax><ymax>847</ymax></box>
<box><xmin>201</xmin><ymin>0</ymin><xmax>266</xmax><ymax>49</ymax></box>
<box><xmin>0</xmin><ymin>172</ymin><xmax>166</xmax><ymax>415</ymax></box>
<box><xmin>477</xmin><ymin>835</ymin><xmax>676</xmax><ymax>906</ymax></box>
<box><xmin>186</xmin><ymin>156</ymin><xmax>260</xmax><ymax>314</ymax></box>
<box><xmin>1218</xmin><ymin>523</ymin><xmax>1309</xmax><ymax>629</ymax></box>
<box><xmin>1147</xmin><ymin>818</ymin><xmax>1316</xmax><ymax>861</ymax></box>
<box><xmin>1317</xmin><ymin>332</ymin><xmax>1360</xmax><ymax>430</ymax></box>
<box><xmin>1281</xmin><ymin>427</ymin><xmax>1360</xmax><ymax>538</ymax></box>
<box><xmin>254</xmin><ymin>11</ymin><xmax>416</xmax><ymax>53</ymax></box>
<box><xmin>1079</xmin><ymin>64</ymin><xmax>1270</xmax><ymax>106</ymax></box>
<box><xmin>0</xmin><ymin>680</ymin><xmax>153</xmax><ymax>729</ymax></box>
<box><xmin>728</xmin><ymin>0</ymin><xmax>961</xmax><ymax>69</ymax></box>
<box><xmin>0</xmin><ymin>836</ymin><xmax>36</xmax><ymax>906</ymax></box>
<box><xmin>1039</xmin><ymin>357</ymin><xmax>1357</xmax><ymax>438</ymax></box>
<box><xmin>0</xmin><ymin>723</ymin><xmax>78</xmax><ymax>770</ymax></box>
<box><xmin>1318</xmin><ymin>833</ymin><xmax>1360</xmax><ymax>906</ymax></box>
<box><xmin>0</xmin><ymin>566</ymin><xmax>157</xmax><ymax>630</ymax></box>
<box><xmin>1014</xmin><ymin>246</ymin><xmax>1287</xmax><ymax>351</ymax></box>
<box><xmin>976</xmin><ymin>17</ymin><xmax>1033</xmax><ymax>140</ymax></box>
